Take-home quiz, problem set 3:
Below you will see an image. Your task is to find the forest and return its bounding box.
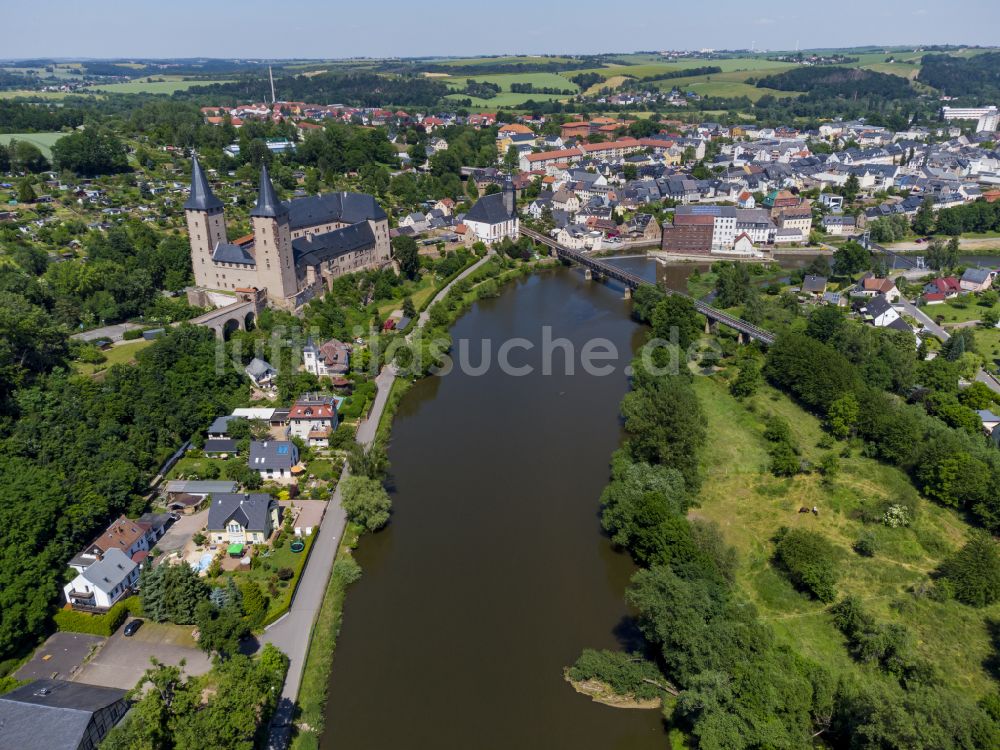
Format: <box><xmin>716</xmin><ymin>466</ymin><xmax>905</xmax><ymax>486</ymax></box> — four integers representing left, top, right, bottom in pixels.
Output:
<box><xmin>756</xmin><ymin>66</ymin><xmax>916</xmax><ymax>102</ymax></box>
<box><xmin>184</xmin><ymin>71</ymin><xmax>450</xmax><ymax>108</ymax></box>
<box><xmin>918</xmin><ymin>53</ymin><xmax>1000</xmax><ymax>101</ymax></box>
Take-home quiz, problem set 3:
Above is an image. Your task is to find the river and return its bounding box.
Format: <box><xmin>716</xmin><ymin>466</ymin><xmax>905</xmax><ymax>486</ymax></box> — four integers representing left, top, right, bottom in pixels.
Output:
<box><xmin>321</xmin><ymin>265</ymin><xmax>667</xmax><ymax>750</ymax></box>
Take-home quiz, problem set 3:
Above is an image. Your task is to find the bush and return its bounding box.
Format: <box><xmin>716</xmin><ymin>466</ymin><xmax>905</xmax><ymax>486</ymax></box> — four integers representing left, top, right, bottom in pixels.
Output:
<box><xmin>53</xmin><ymin>596</ymin><xmax>142</xmax><ymax>636</ymax></box>
<box><xmin>938</xmin><ymin>531</ymin><xmax>1000</xmax><ymax>607</ymax></box>
<box><xmin>853</xmin><ymin>532</ymin><xmax>878</xmax><ymax>557</ymax></box>
<box><xmin>567</xmin><ymin>649</ymin><xmax>665</xmax><ymax>701</ymax></box>
<box><xmin>332</xmin><ymin>556</ymin><xmax>362</xmax><ymax>586</ymax></box>
<box><xmin>774</xmin><ymin>528</ymin><xmax>840</xmax><ymax>602</ymax></box>
<box><xmin>122</xmin><ymin>328</ymin><xmax>145</xmax><ymax>341</ymax></box>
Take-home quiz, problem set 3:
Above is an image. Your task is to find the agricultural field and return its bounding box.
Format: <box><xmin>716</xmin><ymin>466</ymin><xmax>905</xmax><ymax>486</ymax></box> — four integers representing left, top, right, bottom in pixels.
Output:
<box><xmin>424</xmin><ymin>55</ymin><xmax>578</xmax><ymax>68</ymax></box>
<box><xmin>692</xmin><ymin>375</ymin><xmax>999</xmax><ymax>697</ymax></box>
<box><xmin>84</xmin><ymin>77</ymin><xmax>232</xmax><ymax>94</ymax></box>
<box><xmin>0</xmin><ymin>89</ymin><xmax>90</xmax><ymax>100</ymax></box>
<box><xmin>0</xmin><ymin>131</ymin><xmax>66</xmax><ymax>157</ymax></box>
<box><xmin>440</xmin><ymin>71</ymin><xmax>578</xmax><ymax>107</ymax></box>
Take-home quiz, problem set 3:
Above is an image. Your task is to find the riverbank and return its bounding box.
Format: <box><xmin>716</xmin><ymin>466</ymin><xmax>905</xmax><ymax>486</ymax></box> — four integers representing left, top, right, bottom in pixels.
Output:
<box><xmin>565</xmin><ymin>675</ymin><xmax>662</xmax><ymax>710</ymax></box>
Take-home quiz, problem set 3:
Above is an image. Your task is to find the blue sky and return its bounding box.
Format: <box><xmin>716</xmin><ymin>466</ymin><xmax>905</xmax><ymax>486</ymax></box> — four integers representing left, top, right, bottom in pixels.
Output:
<box><xmin>7</xmin><ymin>0</ymin><xmax>1000</xmax><ymax>58</ymax></box>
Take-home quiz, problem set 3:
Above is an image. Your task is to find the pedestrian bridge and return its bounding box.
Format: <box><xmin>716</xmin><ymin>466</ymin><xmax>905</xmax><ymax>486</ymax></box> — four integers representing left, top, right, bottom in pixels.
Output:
<box><xmin>521</xmin><ymin>228</ymin><xmax>776</xmax><ymax>346</ymax></box>
<box><xmin>190</xmin><ymin>289</ymin><xmax>266</xmax><ymax>340</ymax></box>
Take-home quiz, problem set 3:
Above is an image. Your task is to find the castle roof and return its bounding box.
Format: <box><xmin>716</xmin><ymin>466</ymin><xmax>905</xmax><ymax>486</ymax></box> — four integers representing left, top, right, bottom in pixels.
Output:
<box><xmin>184</xmin><ymin>157</ymin><xmax>223</xmax><ymax>211</ymax></box>
<box><xmin>286</xmin><ymin>191</ymin><xmax>387</xmax><ymax>230</ymax></box>
<box><xmin>250</xmin><ymin>165</ymin><xmax>288</xmax><ymax>218</ymax></box>
<box><xmin>212</xmin><ymin>242</ymin><xmax>256</xmax><ymax>265</ymax></box>
<box><xmin>292</xmin><ymin>222</ymin><xmax>377</xmax><ymax>266</ymax></box>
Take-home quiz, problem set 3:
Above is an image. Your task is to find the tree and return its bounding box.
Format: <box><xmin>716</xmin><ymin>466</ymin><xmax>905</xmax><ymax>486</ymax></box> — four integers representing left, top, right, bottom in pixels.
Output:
<box><xmin>341</xmin><ymin>475</ymin><xmax>392</xmax><ymax>531</ymax></box>
<box><xmin>16</xmin><ymin>178</ymin><xmax>36</xmax><ymax>204</ymax></box>
<box><xmin>392</xmin><ymin>235</ymin><xmax>420</xmax><ymax>280</ymax></box>
<box><xmin>650</xmin><ymin>295</ymin><xmax>703</xmax><ymax>352</ymax></box>
<box><xmin>402</xmin><ymin>296</ymin><xmax>417</xmax><ymax>318</ymax></box>
<box><xmin>714</xmin><ymin>262</ymin><xmax>751</xmax><ymax>307</ymax></box>
<box><xmin>195</xmin><ymin>598</ymin><xmax>249</xmax><ymax>658</ymax></box>
<box><xmin>843</xmin><ymin>173</ymin><xmax>861</xmax><ymax>203</ymax></box>
<box><xmin>51</xmin><ymin>128</ymin><xmax>129</xmax><ymax>176</ymax></box>
<box><xmin>938</xmin><ymin>531</ymin><xmax>1000</xmax><ymax>607</ymax></box>
<box><xmin>239</xmin><ymin>580</ymin><xmax>268</xmax><ymax>629</ymax></box>
<box><xmin>730</xmin><ymin>357</ymin><xmax>762</xmax><ymax>398</ymax></box>
<box><xmin>927</xmin><ymin>237</ymin><xmax>958</xmax><ymax>271</ymax></box>
<box><xmin>348</xmin><ymin>440</ymin><xmax>389</xmax><ymax>480</ymax></box>
<box><xmin>827</xmin><ymin>392</ymin><xmax>860</xmax><ymax>439</ymax></box>
<box><xmin>912</xmin><ymin>196</ymin><xmax>935</xmax><ymax>236</ymax></box>
<box><xmin>832</xmin><ymin>241</ymin><xmax>871</xmax><ymax>277</ymax></box>
<box><xmin>140</xmin><ymin>563</ymin><xmax>209</xmax><ymax>624</ymax></box>
<box><xmin>806</xmin><ymin>305</ymin><xmax>846</xmax><ymax>344</ymax></box>
<box><xmin>774</xmin><ymin>528</ymin><xmax>840</xmax><ymax>602</ymax></box>
<box><xmin>503</xmin><ymin>144</ymin><xmax>519</xmax><ymax>172</ymax></box>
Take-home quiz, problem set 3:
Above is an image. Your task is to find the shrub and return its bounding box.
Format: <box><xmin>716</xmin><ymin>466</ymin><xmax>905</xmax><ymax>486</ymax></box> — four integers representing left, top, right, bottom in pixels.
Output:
<box><xmin>882</xmin><ymin>504</ymin><xmax>911</xmax><ymax>528</ymax></box>
<box><xmin>53</xmin><ymin>596</ymin><xmax>142</xmax><ymax>636</ymax></box>
<box><xmin>938</xmin><ymin>531</ymin><xmax>1000</xmax><ymax>607</ymax></box>
<box><xmin>567</xmin><ymin>649</ymin><xmax>665</xmax><ymax>701</ymax></box>
<box><xmin>276</xmin><ymin>567</ymin><xmax>294</xmax><ymax>581</ymax></box>
<box><xmin>774</xmin><ymin>528</ymin><xmax>840</xmax><ymax>602</ymax></box>
<box><xmin>853</xmin><ymin>532</ymin><xmax>878</xmax><ymax>557</ymax></box>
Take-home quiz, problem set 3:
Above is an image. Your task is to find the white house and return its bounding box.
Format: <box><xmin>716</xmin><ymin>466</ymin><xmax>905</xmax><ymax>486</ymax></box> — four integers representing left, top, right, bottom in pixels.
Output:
<box><xmin>248</xmin><ymin>440</ymin><xmax>299</xmax><ymax>483</ymax></box>
<box><xmin>303</xmin><ymin>338</ymin><xmax>350</xmax><ymax>379</ymax></box>
<box><xmin>63</xmin><ymin>549</ymin><xmax>139</xmax><ymax>611</ymax></box>
<box><xmin>288</xmin><ymin>394</ymin><xmax>338</xmax><ymax>447</ymax></box>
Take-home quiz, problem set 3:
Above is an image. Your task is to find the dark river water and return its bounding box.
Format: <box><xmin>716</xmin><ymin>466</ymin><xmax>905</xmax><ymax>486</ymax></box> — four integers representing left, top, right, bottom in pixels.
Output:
<box><xmin>321</xmin><ymin>265</ymin><xmax>667</xmax><ymax>750</ymax></box>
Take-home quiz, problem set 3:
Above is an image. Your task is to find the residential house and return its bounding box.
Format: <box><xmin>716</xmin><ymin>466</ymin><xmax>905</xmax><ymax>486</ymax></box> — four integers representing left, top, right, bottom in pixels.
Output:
<box><xmin>922</xmin><ymin>276</ymin><xmax>962</xmax><ymax>300</ymax></box>
<box><xmin>551</xmin><ymin>188</ymin><xmax>580</xmax><ymax>214</ymax></box>
<box><xmin>63</xmin><ymin>548</ymin><xmax>139</xmax><ymax>611</ymax></box>
<box><xmin>625</xmin><ymin>214</ymin><xmax>662</xmax><ymax>242</ymax></box>
<box><xmin>821</xmin><ymin>214</ymin><xmax>857</xmax><ymax>236</ymax></box>
<box><xmin>245</xmin><ymin>358</ymin><xmax>277</xmax><ymax>389</ymax></box>
<box><xmin>248</xmin><ymin>440</ymin><xmax>299</xmax><ymax>483</ymax></box>
<box><xmin>976</xmin><ymin>409</ymin><xmax>1000</xmax><ymax>435</ymax></box>
<box><xmin>733</xmin><ymin>232</ymin><xmax>756</xmax><ymax>255</ymax></box>
<box><xmin>68</xmin><ymin>516</ymin><xmax>154</xmax><ymax>574</ymax></box>
<box><xmin>801</xmin><ymin>275</ymin><xmax>828</xmax><ymax>297</ymax></box>
<box><xmin>0</xmin><ymin>679</ymin><xmax>129</xmax><ymax>750</ymax></box>
<box><xmin>206</xmin><ymin>492</ymin><xmax>280</xmax><ymax>546</ymax></box>
<box><xmin>858</xmin><ymin>295</ymin><xmax>906</xmax><ymax>331</ymax></box>
<box><xmin>288</xmin><ymin>393</ymin><xmax>338</xmax><ymax>447</ymax></box>
<box><xmin>400</xmin><ymin>212</ymin><xmax>429</xmax><ymax>233</ymax></box>
<box><xmin>857</xmin><ymin>275</ymin><xmax>900</xmax><ymax>302</ymax></box>
<box><xmin>960</xmin><ymin>267</ymin><xmax>997</xmax><ymax>293</ymax></box>
<box><xmin>303</xmin><ymin>338</ymin><xmax>350</xmax><ymax>379</ymax></box>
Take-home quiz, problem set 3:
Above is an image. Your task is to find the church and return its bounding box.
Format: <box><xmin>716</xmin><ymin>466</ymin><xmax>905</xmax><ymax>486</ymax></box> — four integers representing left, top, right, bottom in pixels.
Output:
<box><xmin>185</xmin><ymin>158</ymin><xmax>392</xmax><ymax>309</ymax></box>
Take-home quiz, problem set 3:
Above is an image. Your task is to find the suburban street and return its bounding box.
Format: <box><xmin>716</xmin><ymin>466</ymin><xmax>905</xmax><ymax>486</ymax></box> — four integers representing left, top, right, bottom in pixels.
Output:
<box><xmin>263</xmin><ymin>252</ymin><xmax>492</xmax><ymax>748</ymax></box>
<box><xmin>895</xmin><ymin>295</ymin><xmax>950</xmax><ymax>341</ymax></box>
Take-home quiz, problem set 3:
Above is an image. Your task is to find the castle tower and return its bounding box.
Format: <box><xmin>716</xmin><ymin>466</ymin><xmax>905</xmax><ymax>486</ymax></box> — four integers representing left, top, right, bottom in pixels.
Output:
<box><xmin>502</xmin><ymin>177</ymin><xmax>515</xmax><ymax>218</ymax></box>
<box><xmin>185</xmin><ymin>157</ymin><xmax>227</xmax><ymax>288</ymax></box>
<box><xmin>250</xmin><ymin>165</ymin><xmax>298</xmax><ymax>305</ymax></box>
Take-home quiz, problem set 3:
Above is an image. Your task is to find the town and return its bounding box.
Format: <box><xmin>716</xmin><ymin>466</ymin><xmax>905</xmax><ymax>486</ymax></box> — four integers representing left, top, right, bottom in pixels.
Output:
<box><xmin>5</xmin><ymin>26</ymin><xmax>1000</xmax><ymax>750</ymax></box>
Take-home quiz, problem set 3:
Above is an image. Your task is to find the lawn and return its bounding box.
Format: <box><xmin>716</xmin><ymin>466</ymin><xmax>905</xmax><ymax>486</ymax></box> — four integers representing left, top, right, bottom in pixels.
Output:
<box><xmin>0</xmin><ymin>131</ymin><xmax>66</xmax><ymax>157</ymax></box>
<box><xmin>691</xmin><ymin>375</ymin><xmax>998</xmax><ymax>697</ymax></box>
<box><xmin>74</xmin><ymin>338</ymin><xmax>154</xmax><ymax>375</ymax></box>
<box><xmin>919</xmin><ymin>298</ymin><xmax>995</xmax><ymax>326</ymax></box>
<box><xmin>166</xmin><ymin>453</ymin><xmax>240</xmax><ymax>481</ymax></box>
<box><xmin>85</xmin><ymin>78</ymin><xmax>232</xmax><ymax>95</ymax></box>
<box><xmin>444</xmin><ymin>91</ymin><xmax>570</xmax><ymax>107</ymax></box>
<box><xmin>442</xmin><ymin>71</ymin><xmax>578</xmax><ymax>92</ymax></box>
<box><xmin>975</xmin><ymin>326</ymin><xmax>1000</xmax><ymax>363</ymax></box>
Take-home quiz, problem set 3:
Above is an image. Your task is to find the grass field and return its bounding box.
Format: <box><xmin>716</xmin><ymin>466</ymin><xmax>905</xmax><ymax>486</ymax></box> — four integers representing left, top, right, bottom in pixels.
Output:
<box><xmin>919</xmin><ymin>298</ymin><xmax>995</xmax><ymax>326</ymax></box>
<box><xmin>0</xmin><ymin>89</ymin><xmax>91</xmax><ymax>100</ymax></box>
<box><xmin>74</xmin><ymin>339</ymin><xmax>154</xmax><ymax>376</ymax></box>
<box><xmin>425</xmin><ymin>55</ymin><xmax>578</xmax><ymax>68</ymax></box>
<box><xmin>0</xmin><ymin>132</ymin><xmax>65</xmax><ymax>157</ymax></box>
<box><xmin>85</xmin><ymin>77</ymin><xmax>231</xmax><ymax>94</ymax></box>
<box><xmin>442</xmin><ymin>71</ymin><xmax>578</xmax><ymax>92</ymax></box>
<box><xmin>692</xmin><ymin>375</ymin><xmax>998</xmax><ymax>697</ymax></box>
<box><xmin>444</xmin><ymin>91</ymin><xmax>569</xmax><ymax>107</ymax></box>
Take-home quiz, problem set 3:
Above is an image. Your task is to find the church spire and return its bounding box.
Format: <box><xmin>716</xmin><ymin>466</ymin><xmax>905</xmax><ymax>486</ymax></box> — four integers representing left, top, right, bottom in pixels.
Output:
<box><xmin>184</xmin><ymin>156</ymin><xmax>223</xmax><ymax>211</ymax></box>
<box><xmin>250</xmin><ymin>164</ymin><xmax>287</xmax><ymax>218</ymax></box>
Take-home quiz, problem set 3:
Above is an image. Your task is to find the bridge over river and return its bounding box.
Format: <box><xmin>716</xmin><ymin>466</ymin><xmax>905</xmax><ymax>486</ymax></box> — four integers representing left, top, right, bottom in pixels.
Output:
<box><xmin>521</xmin><ymin>227</ymin><xmax>776</xmax><ymax>345</ymax></box>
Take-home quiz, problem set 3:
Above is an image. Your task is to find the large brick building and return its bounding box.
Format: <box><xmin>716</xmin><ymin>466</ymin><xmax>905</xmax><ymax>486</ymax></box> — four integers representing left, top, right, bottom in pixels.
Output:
<box><xmin>185</xmin><ymin>158</ymin><xmax>391</xmax><ymax>309</ymax></box>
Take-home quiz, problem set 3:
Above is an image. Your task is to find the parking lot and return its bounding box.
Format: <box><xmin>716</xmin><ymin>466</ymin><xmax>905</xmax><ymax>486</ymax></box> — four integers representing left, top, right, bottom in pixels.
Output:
<box><xmin>155</xmin><ymin>509</ymin><xmax>207</xmax><ymax>560</ymax></box>
<box><xmin>15</xmin><ymin>632</ymin><xmax>105</xmax><ymax>681</ymax></box>
<box><xmin>73</xmin><ymin>621</ymin><xmax>211</xmax><ymax>689</ymax></box>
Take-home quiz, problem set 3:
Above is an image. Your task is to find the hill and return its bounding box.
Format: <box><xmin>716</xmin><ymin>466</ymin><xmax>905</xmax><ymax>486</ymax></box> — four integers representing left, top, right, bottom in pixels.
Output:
<box><xmin>756</xmin><ymin>66</ymin><xmax>915</xmax><ymax>100</ymax></box>
<box><xmin>918</xmin><ymin>52</ymin><xmax>1000</xmax><ymax>101</ymax></box>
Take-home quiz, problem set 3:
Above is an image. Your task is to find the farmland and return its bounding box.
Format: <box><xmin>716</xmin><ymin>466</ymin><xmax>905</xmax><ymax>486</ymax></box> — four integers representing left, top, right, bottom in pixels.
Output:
<box><xmin>0</xmin><ymin>131</ymin><xmax>65</xmax><ymax>157</ymax></box>
<box><xmin>84</xmin><ymin>77</ymin><xmax>233</xmax><ymax>95</ymax></box>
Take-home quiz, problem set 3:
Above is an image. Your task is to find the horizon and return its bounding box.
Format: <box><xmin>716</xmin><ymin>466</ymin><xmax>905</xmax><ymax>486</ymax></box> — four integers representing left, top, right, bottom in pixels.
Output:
<box><xmin>7</xmin><ymin>0</ymin><xmax>1000</xmax><ymax>58</ymax></box>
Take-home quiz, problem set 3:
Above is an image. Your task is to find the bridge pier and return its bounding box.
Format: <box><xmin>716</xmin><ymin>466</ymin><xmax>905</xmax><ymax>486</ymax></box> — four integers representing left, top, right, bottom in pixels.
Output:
<box><xmin>584</xmin><ymin>268</ymin><xmax>592</xmax><ymax>281</ymax></box>
<box><xmin>737</xmin><ymin>331</ymin><xmax>746</xmax><ymax>345</ymax></box>
<box><xmin>623</xmin><ymin>287</ymin><xmax>632</xmax><ymax>300</ymax></box>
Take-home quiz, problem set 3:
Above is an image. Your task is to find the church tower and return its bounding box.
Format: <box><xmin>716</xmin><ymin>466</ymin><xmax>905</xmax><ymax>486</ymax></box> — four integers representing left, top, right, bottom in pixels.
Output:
<box><xmin>185</xmin><ymin>157</ymin><xmax>227</xmax><ymax>289</ymax></box>
<box><xmin>250</xmin><ymin>165</ymin><xmax>298</xmax><ymax>306</ymax></box>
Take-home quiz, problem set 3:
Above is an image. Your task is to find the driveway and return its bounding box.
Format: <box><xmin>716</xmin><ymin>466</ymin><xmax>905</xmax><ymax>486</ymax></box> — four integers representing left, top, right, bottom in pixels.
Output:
<box><xmin>15</xmin><ymin>633</ymin><xmax>104</xmax><ymax>682</ymax></box>
<box><xmin>155</xmin><ymin>509</ymin><xmax>207</xmax><ymax>559</ymax></box>
<box><xmin>70</xmin><ymin>322</ymin><xmax>145</xmax><ymax>343</ymax></box>
<box><xmin>73</xmin><ymin>621</ymin><xmax>211</xmax><ymax>689</ymax></box>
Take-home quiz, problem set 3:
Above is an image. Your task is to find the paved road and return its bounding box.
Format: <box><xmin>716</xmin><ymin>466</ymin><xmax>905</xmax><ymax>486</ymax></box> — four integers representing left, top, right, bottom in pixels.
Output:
<box><xmin>976</xmin><ymin>369</ymin><xmax>1000</xmax><ymax>395</ymax></box>
<box><xmin>264</xmin><ymin>252</ymin><xmax>493</xmax><ymax>749</ymax></box>
<box><xmin>895</xmin><ymin>296</ymin><xmax>950</xmax><ymax>341</ymax></box>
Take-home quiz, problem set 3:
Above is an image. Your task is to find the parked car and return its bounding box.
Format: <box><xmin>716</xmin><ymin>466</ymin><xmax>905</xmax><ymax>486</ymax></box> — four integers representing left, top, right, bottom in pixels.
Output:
<box><xmin>123</xmin><ymin>619</ymin><xmax>143</xmax><ymax>637</ymax></box>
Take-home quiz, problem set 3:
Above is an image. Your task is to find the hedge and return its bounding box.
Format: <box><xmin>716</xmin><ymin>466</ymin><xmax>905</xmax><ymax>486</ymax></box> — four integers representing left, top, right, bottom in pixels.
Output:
<box><xmin>260</xmin><ymin>533</ymin><xmax>317</xmax><ymax>629</ymax></box>
<box><xmin>54</xmin><ymin>596</ymin><xmax>143</xmax><ymax>636</ymax></box>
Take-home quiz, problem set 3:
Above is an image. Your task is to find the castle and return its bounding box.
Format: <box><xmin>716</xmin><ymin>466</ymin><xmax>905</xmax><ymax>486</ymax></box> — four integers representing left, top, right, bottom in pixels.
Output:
<box><xmin>184</xmin><ymin>158</ymin><xmax>392</xmax><ymax>309</ymax></box>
